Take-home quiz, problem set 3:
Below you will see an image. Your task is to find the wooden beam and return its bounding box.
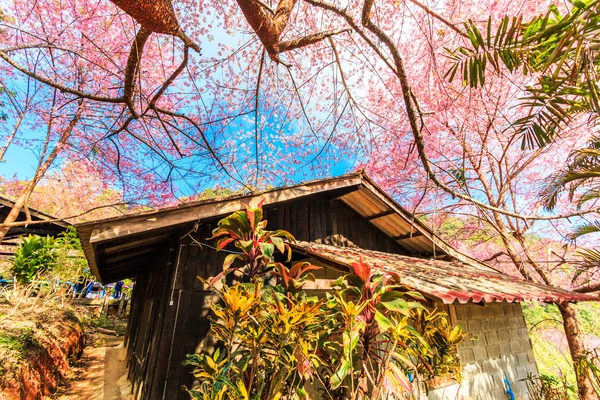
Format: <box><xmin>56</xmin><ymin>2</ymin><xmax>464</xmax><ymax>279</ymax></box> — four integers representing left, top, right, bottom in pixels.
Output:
<box><xmin>97</xmin><ymin>233</ymin><xmax>171</xmax><ymax>255</ymax></box>
<box><xmin>103</xmin><ymin>257</ymin><xmax>150</xmax><ymax>271</ymax></box>
<box><xmin>103</xmin><ymin>248</ymin><xmax>156</xmax><ymax>264</ymax></box>
<box><xmin>394</xmin><ymin>231</ymin><xmax>425</xmax><ymax>241</ymax></box>
<box><xmin>365</xmin><ymin>210</ymin><xmax>395</xmax><ymax>220</ymax></box>
<box><xmin>4</xmin><ymin>228</ymin><xmax>64</xmax><ymax>239</ymax></box>
<box><xmin>86</xmin><ymin>175</ymin><xmax>363</xmax><ymax>243</ymax></box>
<box><xmin>359</xmin><ymin>178</ymin><xmax>496</xmax><ymax>271</ymax></box>
<box><xmin>0</xmin><ymin>196</ymin><xmax>70</xmax><ymax>228</ymax></box>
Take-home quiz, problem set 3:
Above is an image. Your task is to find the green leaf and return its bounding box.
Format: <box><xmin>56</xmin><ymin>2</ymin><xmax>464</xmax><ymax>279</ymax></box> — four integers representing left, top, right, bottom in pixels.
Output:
<box><xmin>237</xmin><ymin>240</ymin><xmax>254</xmax><ymax>253</ymax></box>
<box><xmin>380</xmin><ymin>298</ymin><xmax>410</xmax><ymax>315</ymax></box>
<box><xmin>260</xmin><ymin>242</ymin><xmax>274</xmax><ymax>259</ymax></box>
<box><xmin>270</xmin><ymin>236</ymin><xmax>285</xmax><ymax>255</ymax></box>
<box><xmin>330</xmin><ymin>358</ymin><xmax>352</xmax><ymax>389</ymax></box>
<box><xmin>223</xmin><ymin>253</ymin><xmax>243</xmax><ymax>270</ymax></box>
<box><xmin>449</xmin><ymin>325</ymin><xmax>463</xmax><ymax>344</ymax></box>
<box><xmin>375</xmin><ymin>310</ymin><xmax>395</xmax><ymax>332</ymax></box>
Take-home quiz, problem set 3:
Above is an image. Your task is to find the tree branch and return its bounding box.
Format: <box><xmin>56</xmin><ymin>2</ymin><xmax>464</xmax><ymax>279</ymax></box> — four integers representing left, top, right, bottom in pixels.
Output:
<box><xmin>573</xmin><ymin>282</ymin><xmax>600</xmax><ymax>294</ymax></box>
<box><xmin>279</xmin><ymin>29</ymin><xmax>350</xmax><ymax>53</ymax></box>
<box><xmin>404</xmin><ymin>0</ymin><xmax>467</xmax><ymax>37</ymax></box>
<box><xmin>0</xmin><ymin>51</ymin><xmax>125</xmax><ymax>103</ymax></box>
<box><xmin>124</xmin><ymin>26</ymin><xmax>151</xmax><ymax>117</ymax></box>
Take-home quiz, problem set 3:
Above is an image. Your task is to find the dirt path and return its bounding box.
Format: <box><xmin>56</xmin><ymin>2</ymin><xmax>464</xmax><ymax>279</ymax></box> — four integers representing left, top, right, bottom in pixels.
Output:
<box><xmin>55</xmin><ymin>335</ymin><xmax>132</xmax><ymax>400</ymax></box>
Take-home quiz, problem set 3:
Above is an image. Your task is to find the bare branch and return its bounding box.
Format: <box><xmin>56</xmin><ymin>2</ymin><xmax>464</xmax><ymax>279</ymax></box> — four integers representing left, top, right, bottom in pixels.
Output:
<box><xmin>124</xmin><ymin>26</ymin><xmax>151</xmax><ymax>117</ymax></box>
<box><xmin>404</xmin><ymin>0</ymin><xmax>467</xmax><ymax>37</ymax></box>
<box><xmin>573</xmin><ymin>282</ymin><xmax>600</xmax><ymax>294</ymax></box>
<box><xmin>279</xmin><ymin>28</ymin><xmax>350</xmax><ymax>52</ymax></box>
<box><xmin>0</xmin><ymin>50</ymin><xmax>125</xmax><ymax>103</ymax></box>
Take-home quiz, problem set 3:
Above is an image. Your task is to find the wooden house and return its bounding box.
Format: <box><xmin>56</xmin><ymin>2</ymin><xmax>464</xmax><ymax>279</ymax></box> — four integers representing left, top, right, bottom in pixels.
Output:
<box><xmin>76</xmin><ymin>172</ymin><xmax>596</xmax><ymax>400</ymax></box>
<box><xmin>0</xmin><ymin>195</ymin><xmax>70</xmax><ymax>258</ymax></box>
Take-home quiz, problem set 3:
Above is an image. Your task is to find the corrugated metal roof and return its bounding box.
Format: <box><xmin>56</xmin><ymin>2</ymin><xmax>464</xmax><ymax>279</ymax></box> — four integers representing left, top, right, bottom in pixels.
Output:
<box><xmin>293</xmin><ymin>242</ymin><xmax>599</xmax><ymax>304</ymax></box>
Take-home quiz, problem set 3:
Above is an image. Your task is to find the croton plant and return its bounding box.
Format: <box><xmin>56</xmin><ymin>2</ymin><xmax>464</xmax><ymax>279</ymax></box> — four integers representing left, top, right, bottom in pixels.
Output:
<box><xmin>184</xmin><ymin>203</ymin><xmax>464</xmax><ymax>399</ymax></box>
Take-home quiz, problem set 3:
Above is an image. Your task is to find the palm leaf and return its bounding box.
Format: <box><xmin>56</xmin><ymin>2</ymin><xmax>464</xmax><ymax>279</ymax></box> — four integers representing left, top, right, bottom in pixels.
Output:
<box><xmin>572</xmin><ymin>247</ymin><xmax>600</xmax><ymax>283</ymax></box>
<box><xmin>570</xmin><ymin>221</ymin><xmax>600</xmax><ymax>239</ymax></box>
<box><xmin>541</xmin><ymin>136</ymin><xmax>600</xmax><ymax>209</ymax></box>
<box><xmin>447</xmin><ymin>0</ymin><xmax>600</xmax><ymax>148</ymax></box>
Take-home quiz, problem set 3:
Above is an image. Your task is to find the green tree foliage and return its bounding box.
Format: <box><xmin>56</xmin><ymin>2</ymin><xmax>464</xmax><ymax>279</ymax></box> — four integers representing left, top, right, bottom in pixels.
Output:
<box><xmin>184</xmin><ymin>205</ymin><xmax>464</xmax><ymax>399</ymax></box>
<box><xmin>541</xmin><ymin>136</ymin><xmax>600</xmax><ymax>289</ymax></box>
<box><xmin>9</xmin><ymin>227</ymin><xmax>87</xmax><ymax>285</ymax></box>
<box><xmin>10</xmin><ymin>235</ymin><xmax>57</xmax><ymax>284</ymax></box>
<box><xmin>522</xmin><ymin>302</ymin><xmax>600</xmax><ymax>398</ymax></box>
<box><xmin>447</xmin><ymin>0</ymin><xmax>600</xmax><ymax>148</ymax></box>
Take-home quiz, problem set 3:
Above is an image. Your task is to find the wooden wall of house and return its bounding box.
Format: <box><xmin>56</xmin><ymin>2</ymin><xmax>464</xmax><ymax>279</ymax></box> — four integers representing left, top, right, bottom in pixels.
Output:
<box><xmin>125</xmin><ymin>192</ymin><xmax>408</xmax><ymax>400</ymax></box>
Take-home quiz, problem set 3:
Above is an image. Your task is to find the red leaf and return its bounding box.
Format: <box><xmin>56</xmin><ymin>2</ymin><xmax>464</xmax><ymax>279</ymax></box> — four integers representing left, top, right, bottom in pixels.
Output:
<box><xmin>217</xmin><ymin>237</ymin><xmax>236</xmax><ymax>250</ymax></box>
<box><xmin>351</xmin><ymin>257</ymin><xmax>372</xmax><ymax>284</ymax></box>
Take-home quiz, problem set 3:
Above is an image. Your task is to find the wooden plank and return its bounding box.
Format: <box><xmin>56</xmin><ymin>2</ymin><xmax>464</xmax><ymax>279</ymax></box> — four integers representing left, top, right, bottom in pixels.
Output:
<box><xmin>181</xmin><ymin>244</ymin><xmax>200</xmax><ymax>291</ymax></box>
<box><xmin>366</xmin><ymin>210</ymin><xmax>396</xmax><ymax>220</ymax></box>
<box><xmin>97</xmin><ymin>234</ymin><xmax>171</xmax><ymax>255</ymax></box>
<box><xmin>145</xmin><ymin>242</ymin><xmax>178</xmax><ymax>399</ymax></box>
<box><xmin>134</xmin><ymin>299</ymin><xmax>154</xmax><ymax>363</ymax></box>
<box><xmin>297</xmin><ymin>198</ymin><xmax>309</xmax><ymax>241</ymax></box>
<box><xmin>103</xmin><ymin>247</ymin><xmax>155</xmax><ymax>264</ymax></box>
<box><xmin>394</xmin><ymin>231</ymin><xmax>425</xmax><ymax>241</ymax></box>
<box><xmin>87</xmin><ymin>176</ymin><xmax>363</xmax><ymax>243</ymax></box>
<box><xmin>164</xmin><ymin>289</ymin><xmax>193</xmax><ymax>399</ymax></box>
<box><xmin>311</xmin><ymin>195</ymin><xmax>323</xmax><ymax>241</ymax></box>
<box><xmin>337</xmin><ymin>201</ymin><xmax>349</xmax><ymax>239</ymax></box>
<box><xmin>178</xmin><ymin>292</ymin><xmax>215</xmax><ymax>399</ymax></box>
<box><xmin>309</xmin><ymin>197</ymin><xmax>317</xmax><ymax>242</ymax></box>
<box><xmin>319</xmin><ymin>196</ymin><xmax>328</xmax><ymax>241</ymax></box>
<box><xmin>133</xmin><ymin>240</ymin><xmax>173</xmax><ymax>399</ymax></box>
<box><xmin>354</xmin><ymin>188</ymin><xmax>392</xmax><ymax>215</ymax></box>
<box><xmin>328</xmin><ymin>199</ymin><xmax>337</xmax><ymax>236</ymax></box>
<box><xmin>193</xmin><ymin>231</ymin><xmax>210</xmax><ymax>292</ymax></box>
<box><xmin>370</xmin><ymin>216</ymin><xmax>403</xmax><ymax>238</ymax></box>
<box><xmin>275</xmin><ymin>205</ymin><xmax>285</xmax><ymax>231</ymax></box>
<box><xmin>204</xmin><ymin>246</ymin><xmax>220</xmax><ymax>280</ymax></box>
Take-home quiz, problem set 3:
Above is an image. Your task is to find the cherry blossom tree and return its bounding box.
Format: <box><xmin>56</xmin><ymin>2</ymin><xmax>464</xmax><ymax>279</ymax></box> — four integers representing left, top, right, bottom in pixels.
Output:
<box><xmin>0</xmin><ymin>0</ymin><xmax>599</xmax><ymax>396</ymax></box>
<box><xmin>355</xmin><ymin>0</ymin><xmax>600</xmax><ymax>396</ymax></box>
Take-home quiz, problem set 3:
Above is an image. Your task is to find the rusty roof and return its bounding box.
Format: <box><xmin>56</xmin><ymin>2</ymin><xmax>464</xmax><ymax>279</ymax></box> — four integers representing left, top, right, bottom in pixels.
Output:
<box><xmin>0</xmin><ymin>196</ymin><xmax>70</xmax><ymax>255</ymax></box>
<box><xmin>293</xmin><ymin>241</ymin><xmax>598</xmax><ymax>304</ymax></box>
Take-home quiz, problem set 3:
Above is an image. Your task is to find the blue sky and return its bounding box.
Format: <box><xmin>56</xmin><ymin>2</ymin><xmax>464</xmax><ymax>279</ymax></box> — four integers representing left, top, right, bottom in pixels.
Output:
<box><xmin>0</xmin><ymin>22</ymin><xmax>357</xmax><ymax>197</ymax></box>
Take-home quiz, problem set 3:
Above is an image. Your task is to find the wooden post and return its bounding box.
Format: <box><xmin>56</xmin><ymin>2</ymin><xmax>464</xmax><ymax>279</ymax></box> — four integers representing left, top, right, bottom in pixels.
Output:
<box><xmin>101</xmin><ymin>294</ymin><xmax>110</xmax><ymax>318</ymax></box>
<box><xmin>118</xmin><ymin>295</ymin><xmax>127</xmax><ymax>317</ymax></box>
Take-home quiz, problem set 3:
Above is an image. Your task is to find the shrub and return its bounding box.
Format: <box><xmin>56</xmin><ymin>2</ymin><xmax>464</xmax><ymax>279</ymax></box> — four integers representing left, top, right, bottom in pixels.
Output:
<box><xmin>184</xmin><ymin>204</ymin><xmax>464</xmax><ymax>399</ymax></box>
<box><xmin>9</xmin><ymin>227</ymin><xmax>88</xmax><ymax>287</ymax></box>
<box><xmin>10</xmin><ymin>235</ymin><xmax>58</xmax><ymax>284</ymax></box>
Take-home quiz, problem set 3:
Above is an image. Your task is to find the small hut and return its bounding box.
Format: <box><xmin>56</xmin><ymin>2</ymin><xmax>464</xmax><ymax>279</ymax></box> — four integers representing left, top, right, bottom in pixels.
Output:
<box><xmin>76</xmin><ymin>172</ymin><xmax>596</xmax><ymax>400</ymax></box>
<box><xmin>0</xmin><ymin>195</ymin><xmax>70</xmax><ymax>258</ymax></box>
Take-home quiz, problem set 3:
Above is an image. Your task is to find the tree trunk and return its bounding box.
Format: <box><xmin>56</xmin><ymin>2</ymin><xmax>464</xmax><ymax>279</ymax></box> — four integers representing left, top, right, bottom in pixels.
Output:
<box><xmin>0</xmin><ymin>102</ymin><xmax>83</xmax><ymax>242</ymax></box>
<box><xmin>0</xmin><ymin>189</ymin><xmax>34</xmax><ymax>242</ymax></box>
<box><xmin>110</xmin><ymin>0</ymin><xmax>182</xmax><ymax>36</ymax></box>
<box><xmin>558</xmin><ymin>301</ymin><xmax>599</xmax><ymax>400</ymax></box>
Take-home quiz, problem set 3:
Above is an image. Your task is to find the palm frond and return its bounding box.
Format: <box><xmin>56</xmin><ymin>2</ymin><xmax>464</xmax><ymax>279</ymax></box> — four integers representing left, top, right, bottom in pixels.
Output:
<box><xmin>541</xmin><ymin>136</ymin><xmax>600</xmax><ymax>209</ymax></box>
<box><xmin>571</xmin><ymin>221</ymin><xmax>600</xmax><ymax>239</ymax></box>
<box><xmin>572</xmin><ymin>247</ymin><xmax>600</xmax><ymax>282</ymax></box>
<box><xmin>513</xmin><ymin>80</ymin><xmax>582</xmax><ymax>149</ymax></box>
<box><xmin>579</xmin><ymin>187</ymin><xmax>600</xmax><ymax>204</ymax></box>
<box><xmin>447</xmin><ymin>0</ymin><xmax>600</xmax><ymax>148</ymax></box>
<box><xmin>444</xmin><ymin>16</ymin><xmax>529</xmax><ymax>88</ymax></box>
<box><xmin>540</xmin><ymin>167</ymin><xmax>600</xmax><ymax>209</ymax></box>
